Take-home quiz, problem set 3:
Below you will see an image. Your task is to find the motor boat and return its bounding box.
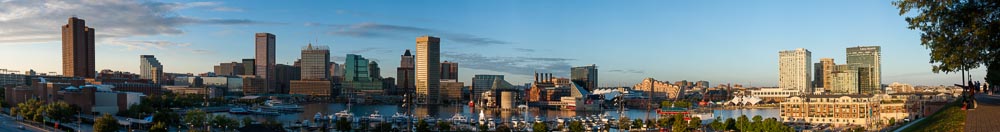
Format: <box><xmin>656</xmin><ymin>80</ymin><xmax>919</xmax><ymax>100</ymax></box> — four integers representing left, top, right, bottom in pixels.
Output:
<box><xmin>448</xmin><ymin>114</ymin><xmax>469</xmax><ymax>123</ymax></box>
<box><xmin>228</xmin><ymin>107</ymin><xmax>249</xmax><ymax>114</ymax></box>
<box><xmin>313</xmin><ymin>112</ymin><xmax>327</xmax><ymax>121</ymax></box>
<box><xmin>534</xmin><ymin>116</ymin><xmax>543</xmax><ymax>123</ymax></box>
<box><xmin>367</xmin><ymin>111</ymin><xmax>384</xmax><ymax>122</ymax></box>
<box><xmin>335</xmin><ymin>109</ymin><xmax>354</xmax><ymax>119</ymax></box>
<box><xmin>392</xmin><ymin>112</ymin><xmax>411</xmax><ymax>123</ymax></box>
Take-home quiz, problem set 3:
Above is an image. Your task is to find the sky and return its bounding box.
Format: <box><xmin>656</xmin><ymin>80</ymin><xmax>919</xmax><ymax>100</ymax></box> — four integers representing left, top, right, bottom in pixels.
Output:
<box><xmin>0</xmin><ymin>0</ymin><xmax>986</xmax><ymax>87</ymax></box>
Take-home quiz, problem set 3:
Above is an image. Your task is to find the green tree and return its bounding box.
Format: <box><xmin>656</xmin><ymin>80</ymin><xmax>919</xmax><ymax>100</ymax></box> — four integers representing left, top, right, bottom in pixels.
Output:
<box><xmin>533</xmin><ymin>122</ymin><xmax>548</xmax><ymax>132</ymax></box>
<box><xmin>496</xmin><ymin>125</ymin><xmax>511</xmax><ymax>132</ymax></box>
<box><xmin>671</xmin><ymin>115</ymin><xmax>687</xmax><ymax>132</ymax></box>
<box><xmin>709</xmin><ymin>117</ymin><xmax>725</xmax><ymax>131</ymax></box>
<box><xmin>894</xmin><ymin>0</ymin><xmax>1000</xmax><ymax>75</ymax></box>
<box><xmin>736</xmin><ymin>115</ymin><xmax>750</xmax><ymax>131</ymax></box>
<box><xmin>149</xmin><ymin>122</ymin><xmax>168</xmax><ymax>132</ymax></box>
<box><xmin>724</xmin><ymin>118</ymin><xmax>736</xmax><ymax>130</ymax></box>
<box><xmin>12</xmin><ymin>99</ymin><xmax>44</xmax><ymax>122</ymax></box>
<box><xmin>94</xmin><ymin>114</ymin><xmax>120</xmax><ymax>132</ymax></box>
<box><xmin>478</xmin><ymin>124</ymin><xmax>489</xmax><ymax>132</ymax></box>
<box><xmin>41</xmin><ymin>101</ymin><xmax>77</xmax><ymax>122</ymax></box>
<box><xmin>152</xmin><ymin>110</ymin><xmax>180</xmax><ymax>128</ymax></box>
<box><xmin>437</xmin><ymin>121</ymin><xmax>452</xmax><ymax>131</ymax></box>
<box><xmin>241</xmin><ymin>117</ymin><xmax>254</xmax><ymax>127</ymax></box>
<box><xmin>183</xmin><ymin>109</ymin><xmax>208</xmax><ymax>128</ymax></box>
<box><xmin>375</xmin><ymin>122</ymin><xmax>394</xmax><ymax>132</ymax></box>
<box><xmin>632</xmin><ymin>119</ymin><xmax>643</xmax><ymax>129</ymax></box>
<box><xmin>336</xmin><ymin>117</ymin><xmax>351</xmax><ymax>131</ymax></box>
<box><xmin>568</xmin><ymin>121</ymin><xmax>585</xmax><ymax>132</ymax></box>
<box><xmin>210</xmin><ymin>115</ymin><xmax>240</xmax><ymax>130</ymax></box>
<box><xmin>751</xmin><ymin>115</ymin><xmax>763</xmax><ymax>131</ymax></box>
<box><xmin>618</xmin><ymin>116</ymin><xmax>631</xmax><ymax>130</ymax></box>
<box><xmin>688</xmin><ymin>116</ymin><xmax>701</xmax><ymax>131</ymax></box>
<box><xmin>416</xmin><ymin>119</ymin><xmax>430</xmax><ymax>132</ymax></box>
<box><xmin>889</xmin><ymin>117</ymin><xmax>897</xmax><ymax>126</ymax></box>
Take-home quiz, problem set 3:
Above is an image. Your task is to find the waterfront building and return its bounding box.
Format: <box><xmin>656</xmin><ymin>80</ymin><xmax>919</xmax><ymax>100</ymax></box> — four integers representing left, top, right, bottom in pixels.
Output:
<box><xmin>139</xmin><ymin>55</ymin><xmax>163</xmax><ymax>84</ymax></box>
<box><xmin>344</xmin><ymin>54</ymin><xmax>383</xmax><ymax>96</ymax></box>
<box><xmin>288</xmin><ymin>44</ymin><xmax>332</xmax><ymax>97</ymax></box>
<box><xmin>472</xmin><ymin>74</ymin><xmax>504</xmax><ymax>101</ymax></box>
<box><xmin>440</xmin><ymin>79</ymin><xmax>464</xmax><ymax>103</ymax></box>
<box><xmin>779</xmin><ymin>48</ymin><xmax>813</xmax><ymax>94</ymax></box>
<box><xmin>289</xmin><ymin>80</ymin><xmax>332</xmax><ymax>97</ymax></box>
<box><xmin>369</xmin><ymin>61</ymin><xmax>381</xmax><ymax>79</ymax></box>
<box><xmin>255</xmin><ymin>33</ymin><xmax>276</xmax><ymax>93</ymax></box>
<box><xmin>571</xmin><ymin>64</ymin><xmax>598</xmax><ymax>91</ymax></box>
<box><xmin>528</xmin><ymin>72</ymin><xmax>556</xmax><ymax>102</ymax></box>
<box><xmin>815</xmin><ymin>58</ymin><xmax>835</xmax><ymax>92</ymax></box>
<box><xmin>0</xmin><ymin>69</ymin><xmax>27</xmax><ymax>87</ymax></box>
<box><xmin>214</xmin><ymin>62</ymin><xmax>244</xmax><ymax>77</ymax></box>
<box><xmin>886</xmin><ymin>82</ymin><xmax>914</xmax><ymax>94</ymax></box>
<box><xmin>63</xmin><ymin>17</ymin><xmax>96</xmax><ymax>78</ymax></box>
<box><xmin>415</xmin><ymin>36</ymin><xmax>441</xmax><ymax>104</ymax></box>
<box><xmin>846</xmin><ymin>46</ymin><xmax>882</xmax><ymax>94</ymax></box>
<box><xmin>440</xmin><ymin>61</ymin><xmax>458</xmax><ymax>80</ymax></box>
<box><xmin>830</xmin><ymin>64</ymin><xmax>859</xmax><ymax>94</ymax></box>
<box><xmin>780</xmin><ymin>94</ymin><xmax>878</xmax><ymax>127</ymax></box>
<box><xmin>242</xmin><ymin>76</ymin><xmax>268</xmax><ymax>95</ymax></box>
<box><xmin>748</xmin><ymin>87</ymin><xmax>799</xmax><ymax>103</ymax></box>
<box><xmin>632</xmin><ymin>78</ymin><xmax>684</xmax><ymax>100</ymax></box>
<box><xmin>396</xmin><ymin>50</ymin><xmax>415</xmax><ymax>96</ymax></box>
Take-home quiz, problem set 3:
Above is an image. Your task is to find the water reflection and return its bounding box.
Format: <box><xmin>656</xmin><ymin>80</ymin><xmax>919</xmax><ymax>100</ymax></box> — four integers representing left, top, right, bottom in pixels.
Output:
<box><xmin>216</xmin><ymin>103</ymin><xmax>779</xmax><ymax>124</ymax></box>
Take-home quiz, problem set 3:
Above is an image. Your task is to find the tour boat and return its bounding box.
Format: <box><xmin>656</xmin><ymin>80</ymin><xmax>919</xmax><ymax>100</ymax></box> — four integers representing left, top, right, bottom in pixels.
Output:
<box><xmin>335</xmin><ymin>109</ymin><xmax>354</xmax><ymax>119</ymax></box>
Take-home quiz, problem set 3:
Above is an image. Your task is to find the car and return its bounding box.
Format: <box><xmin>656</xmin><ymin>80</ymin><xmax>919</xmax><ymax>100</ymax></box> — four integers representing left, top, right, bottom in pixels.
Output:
<box><xmin>16</xmin><ymin>125</ymin><xmax>24</xmax><ymax>130</ymax></box>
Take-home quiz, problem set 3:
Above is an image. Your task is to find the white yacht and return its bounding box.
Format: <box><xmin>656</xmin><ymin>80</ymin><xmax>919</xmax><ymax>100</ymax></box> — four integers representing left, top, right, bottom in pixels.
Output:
<box><xmin>335</xmin><ymin>109</ymin><xmax>354</xmax><ymax>119</ymax></box>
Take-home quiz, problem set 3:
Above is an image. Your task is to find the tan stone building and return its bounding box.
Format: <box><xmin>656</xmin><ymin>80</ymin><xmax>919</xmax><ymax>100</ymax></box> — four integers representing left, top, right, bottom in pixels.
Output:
<box><xmin>633</xmin><ymin>78</ymin><xmax>683</xmax><ymax>100</ymax></box>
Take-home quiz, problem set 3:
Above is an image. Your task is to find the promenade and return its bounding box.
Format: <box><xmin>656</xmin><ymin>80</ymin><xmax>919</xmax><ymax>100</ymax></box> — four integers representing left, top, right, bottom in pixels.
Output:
<box><xmin>965</xmin><ymin>94</ymin><xmax>1000</xmax><ymax>132</ymax></box>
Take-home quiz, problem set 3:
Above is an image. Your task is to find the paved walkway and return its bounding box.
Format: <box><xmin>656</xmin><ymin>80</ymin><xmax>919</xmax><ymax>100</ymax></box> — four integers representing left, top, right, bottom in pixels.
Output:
<box><xmin>965</xmin><ymin>94</ymin><xmax>1000</xmax><ymax>132</ymax></box>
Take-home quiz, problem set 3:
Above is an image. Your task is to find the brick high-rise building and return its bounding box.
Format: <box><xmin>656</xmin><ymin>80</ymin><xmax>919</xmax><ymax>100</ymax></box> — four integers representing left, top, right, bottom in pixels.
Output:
<box><xmin>300</xmin><ymin>44</ymin><xmax>330</xmax><ymax>80</ymax></box>
<box><xmin>396</xmin><ymin>50</ymin><xmax>415</xmax><ymax>96</ymax></box>
<box><xmin>441</xmin><ymin>61</ymin><xmax>458</xmax><ymax>80</ymax></box>
<box><xmin>255</xmin><ymin>33</ymin><xmax>276</xmax><ymax>93</ymax></box>
<box><xmin>62</xmin><ymin>17</ymin><xmax>95</xmax><ymax>78</ymax></box>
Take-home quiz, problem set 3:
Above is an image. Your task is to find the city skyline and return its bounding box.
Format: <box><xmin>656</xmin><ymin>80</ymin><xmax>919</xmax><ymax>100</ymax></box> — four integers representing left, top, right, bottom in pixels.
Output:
<box><xmin>0</xmin><ymin>0</ymin><xmax>985</xmax><ymax>86</ymax></box>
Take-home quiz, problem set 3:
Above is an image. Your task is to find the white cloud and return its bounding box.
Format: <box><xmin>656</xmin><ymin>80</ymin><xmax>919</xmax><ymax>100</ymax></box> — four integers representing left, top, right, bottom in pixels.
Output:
<box><xmin>0</xmin><ymin>0</ymin><xmax>262</xmax><ymax>46</ymax></box>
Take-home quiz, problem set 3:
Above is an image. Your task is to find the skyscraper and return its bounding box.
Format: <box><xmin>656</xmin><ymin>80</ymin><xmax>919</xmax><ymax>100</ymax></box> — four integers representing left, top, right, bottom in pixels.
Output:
<box><xmin>242</xmin><ymin>59</ymin><xmax>255</xmax><ymax>75</ymax></box>
<box><xmin>779</xmin><ymin>48</ymin><xmax>812</xmax><ymax>94</ymax></box>
<box><xmin>62</xmin><ymin>17</ymin><xmax>95</xmax><ymax>78</ymax></box>
<box><xmin>369</xmin><ymin>61</ymin><xmax>381</xmax><ymax>79</ymax></box>
<box><xmin>416</xmin><ymin>36</ymin><xmax>441</xmax><ymax>104</ymax></box>
<box><xmin>300</xmin><ymin>44</ymin><xmax>330</xmax><ymax>80</ymax></box>
<box><xmin>330</xmin><ymin>62</ymin><xmax>343</xmax><ymax>78</ymax></box>
<box><xmin>846</xmin><ymin>46</ymin><xmax>881</xmax><ymax>94</ymax></box>
<box><xmin>397</xmin><ymin>50</ymin><xmax>415</xmax><ymax>96</ymax></box>
<box><xmin>814</xmin><ymin>58</ymin><xmax>834</xmax><ymax>92</ymax></box>
<box><xmin>441</xmin><ymin>61</ymin><xmax>458</xmax><ymax>80</ymax></box>
<box><xmin>571</xmin><ymin>64</ymin><xmax>598</xmax><ymax>91</ymax></box>
<box><xmin>344</xmin><ymin>54</ymin><xmax>382</xmax><ymax>95</ymax></box>
<box><xmin>140</xmin><ymin>55</ymin><xmax>163</xmax><ymax>84</ymax></box>
<box><xmin>255</xmin><ymin>33</ymin><xmax>276</xmax><ymax>93</ymax></box>
<box><xmin>214</xmin><ymin>62</ymin><xmax>244</xmax><ymax>76</ymax></box>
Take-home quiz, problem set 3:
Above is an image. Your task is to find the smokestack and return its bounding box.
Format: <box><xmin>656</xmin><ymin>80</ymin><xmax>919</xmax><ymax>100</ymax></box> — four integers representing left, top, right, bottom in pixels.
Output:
<box><xmin>534</xmin><ymin>72</ymin><xmax>539</xmax><ymax>83</ymax></box>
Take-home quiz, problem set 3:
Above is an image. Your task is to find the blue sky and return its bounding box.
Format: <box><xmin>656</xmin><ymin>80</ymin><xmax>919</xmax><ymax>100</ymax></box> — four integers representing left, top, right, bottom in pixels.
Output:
<box><xmin>0</xmin><ymin>0</ymin><xmax>984</xmax><ymax>86</ymax></box>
